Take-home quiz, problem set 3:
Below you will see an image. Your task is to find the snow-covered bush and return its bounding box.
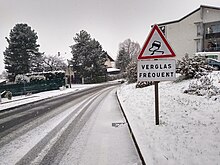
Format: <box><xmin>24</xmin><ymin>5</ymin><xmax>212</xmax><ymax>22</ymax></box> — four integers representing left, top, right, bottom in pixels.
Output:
<box><xmin>5</xmin><ymin>91</ymin><xmax>12</xmax><ymax>100</ymax></box>
<box><xmin>126</xmin><ymin>61</ymin><xmax>137</xmax><ymax>83</ymax></box>
<box><xmin>29</xmin><ymin>75</ymin><xmax>46</xmax><ymax>82</ymax></box>
<box><xmin>184</xmin><ymin>75</ymin><xmax>220</xmax><ymax>98</ymax></box>
<box><xmin>177</xmin><ymin>54</ymin><xmax>212</xmax><ymax>80</ymax></box>
<box><xmin>15</xmin><ymin>74</ymin><xmax>30</xmax><ymax>84</ymax></box>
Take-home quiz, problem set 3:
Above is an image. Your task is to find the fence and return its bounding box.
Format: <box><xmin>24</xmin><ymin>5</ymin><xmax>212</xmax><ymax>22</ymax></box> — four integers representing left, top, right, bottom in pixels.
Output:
<box><xmin>0</xmin><ymin>79</ymin><xmax>65</xmax><ymax>96</ymax></box>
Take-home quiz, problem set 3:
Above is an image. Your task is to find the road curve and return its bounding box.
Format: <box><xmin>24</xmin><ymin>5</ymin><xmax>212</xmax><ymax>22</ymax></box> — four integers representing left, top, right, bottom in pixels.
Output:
<box><xmin>0</xmin><ymin>84</ymin><xmax>141</xmax><ymax>165</ymax></box>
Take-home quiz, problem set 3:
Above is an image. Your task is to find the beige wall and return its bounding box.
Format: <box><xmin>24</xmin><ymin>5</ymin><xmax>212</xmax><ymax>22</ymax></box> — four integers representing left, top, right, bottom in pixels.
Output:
<box><xmin>164</xmin><ymin>10</ymin><xmax>201</xmax><ymax>60</ymax></box>
<box><xmin>162</xmin><ymin>6</ymin><xmax>220</xmax><ymax>60</ymax></box>
<box><xmin>104</xmin><ymin>58</ymin><xmax>112</xmax><ymax>68</ymax></box>
<box><xmin>203</xmin><ymin>7</ymin><xmax>220</xmax><ymax>23</ymax></box>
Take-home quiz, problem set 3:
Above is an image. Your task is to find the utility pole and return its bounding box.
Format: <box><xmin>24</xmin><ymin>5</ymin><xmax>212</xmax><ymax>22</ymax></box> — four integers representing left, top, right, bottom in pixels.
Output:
<box><xmin>68</xmin><ymin>65</ymin><xmax>72</xmax><ymax>88</ymax></box>
<box><xmin>67</xmin><ymin>59</ymin><xmax>72</xmax><ymax>88</ymax></box>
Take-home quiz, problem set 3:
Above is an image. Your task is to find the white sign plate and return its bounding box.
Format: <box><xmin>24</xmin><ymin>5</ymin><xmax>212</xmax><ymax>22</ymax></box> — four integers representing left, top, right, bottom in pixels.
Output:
<box><xmin>138</xmin><ymin>59</ymin><xmax>176</xmax><ymax>81</ymax></box>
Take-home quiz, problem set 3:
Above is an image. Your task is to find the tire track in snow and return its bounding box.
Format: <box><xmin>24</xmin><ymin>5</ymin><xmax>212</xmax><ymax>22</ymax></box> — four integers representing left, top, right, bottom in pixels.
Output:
<box><xmin>0</xmin><ymin>86</ymin><xmax>116</xmax><ymax>165</ymax></box>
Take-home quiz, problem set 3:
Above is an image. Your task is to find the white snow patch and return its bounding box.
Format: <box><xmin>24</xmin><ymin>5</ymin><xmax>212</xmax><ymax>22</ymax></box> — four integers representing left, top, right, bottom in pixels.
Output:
<box><xmin>0</xmin><ymin>103</ymin><xmax>79</xmax><ymax>165</ymax></box>
<box><xmin>0</xmin><ymin>93</ymin><xmax>99</xmax><ymax>165</ymax></box>
<box><xmin>117</xmin><ymin>72</ymin><xmax>220</xmax><ymax>165</ymax></box>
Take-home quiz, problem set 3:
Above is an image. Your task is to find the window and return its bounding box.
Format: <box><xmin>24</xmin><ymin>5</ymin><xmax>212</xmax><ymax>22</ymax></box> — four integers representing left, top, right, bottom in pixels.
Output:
<box><xmin>206</xmin><ymin>26</ymin><xmax>213</xmax><ymax>34</ymax></box>
<box><xmin>197</xmin><ymin>24</ymin><xmax>202</xmax><ymax>36</ymax></box>
<box><xmin>206</xmin><ymin>24</ymin><xmax>220</xmax><ymax>34</ymax></box>
<box><xmin>196</xmin><ymin>40</ymin><xmax>201</xmax><ymax>52</ymax></box>
<box><xmin>204</xmin><ymin>39</ymin><xmax>220</xmax><ymax>51</ymax></box>
<box><xmin>211</xmin><ymin>24</ymin><xmax>220</xmax><ymax>33</ymax></box>
<box><xmin>159</xmin><ymin>26</ymin><xmax>166</xmax><ymax>36</ymax></box>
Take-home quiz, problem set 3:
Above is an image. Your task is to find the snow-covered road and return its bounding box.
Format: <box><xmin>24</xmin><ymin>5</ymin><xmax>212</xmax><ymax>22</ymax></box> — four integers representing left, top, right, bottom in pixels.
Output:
<box><xmin>59</xmin><ymin>87</ymin><xmax>141</xmax><ymax>165</ymax></box>
<box><xmin>0</xmin><ymin>85</ymin><xmax>141</xmax><ymax>165</ymax></box>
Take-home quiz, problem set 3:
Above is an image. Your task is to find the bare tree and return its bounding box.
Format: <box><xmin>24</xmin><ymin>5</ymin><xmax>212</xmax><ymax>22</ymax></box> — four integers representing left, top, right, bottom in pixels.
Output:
<box><xmin>0</xmin><ymin>71</ymin><xmax>8</xmax><ymax>79</ymax></box>
<box><xmin>116</xmin><ymin>47</ymin><xmax>130</xmax><ymax>72</ymax></box>
<box><xmin>42</xmin><ymin>54</ymin><xmax>67</xmax><ymax>71</ymax></box>
<box><xmin>119</xmin><ymin>39</ymin><xmax>141</xmax><ymax>61</ymax></box>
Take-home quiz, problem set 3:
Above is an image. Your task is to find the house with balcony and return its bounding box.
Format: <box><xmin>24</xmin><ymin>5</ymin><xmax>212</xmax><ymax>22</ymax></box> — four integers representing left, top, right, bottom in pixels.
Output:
<box><xmin>157</xmin><ymin>5</ymin><xmax>220</xmax><ymax>60</ymax></box>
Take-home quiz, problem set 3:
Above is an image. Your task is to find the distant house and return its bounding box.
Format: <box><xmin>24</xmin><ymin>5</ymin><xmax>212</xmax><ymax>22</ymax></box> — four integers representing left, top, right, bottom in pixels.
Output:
<box><xmin>105</xmin><ymin>54</ymin><xmax>120</xmax><ymax>75</ymax></box>
<box><xmin>157</xmin><ymin>5</ymin><xmax>220</xmax><ymax>60</ymax></box>
<box><xmin>105</xmin><ymin>54</ymin><xmax>115</xmax><ymax>68</ymax></box>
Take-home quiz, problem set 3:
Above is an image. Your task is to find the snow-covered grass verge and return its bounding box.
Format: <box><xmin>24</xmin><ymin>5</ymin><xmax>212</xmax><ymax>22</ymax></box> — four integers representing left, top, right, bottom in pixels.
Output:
<box><xmin>117</xmin><ymin>72</ymin><xmax>220</xmax><ymax>165</ymax></box>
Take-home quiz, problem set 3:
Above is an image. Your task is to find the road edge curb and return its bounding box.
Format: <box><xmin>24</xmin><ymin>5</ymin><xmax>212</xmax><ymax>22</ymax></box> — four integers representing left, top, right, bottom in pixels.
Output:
<box><xmin>116</xmin><ymin>90</ymin><xmax>146</xmax><ymax>165</ymax></box>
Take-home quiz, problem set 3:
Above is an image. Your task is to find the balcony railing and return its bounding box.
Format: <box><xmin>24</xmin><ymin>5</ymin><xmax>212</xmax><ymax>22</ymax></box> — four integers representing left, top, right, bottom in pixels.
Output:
<box><xmin>205</xmin><ymin>46</ymin><xmax>220</xmax><ymax>52</ymax></box>
<box><xmin>206</xmin><ymin>32</ymin><xmax>220</xmax><ymax>39</ymax></box>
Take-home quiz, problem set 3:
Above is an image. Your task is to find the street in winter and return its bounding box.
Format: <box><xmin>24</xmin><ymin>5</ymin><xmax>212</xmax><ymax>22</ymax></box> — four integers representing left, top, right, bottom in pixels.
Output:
<box><xmin>0</xmin><ymin>83</ymin><xmax>141</xmax><ymax>165</ymax></box>
<box><xmin>1</xmin><ymin>0</ymin><xmax>220</xmax><ymax>165</ymax></box>
<box><xmin>1</xmin><ymin>72</ymin><xmax>220</xmax><ymax>165</ymax></box>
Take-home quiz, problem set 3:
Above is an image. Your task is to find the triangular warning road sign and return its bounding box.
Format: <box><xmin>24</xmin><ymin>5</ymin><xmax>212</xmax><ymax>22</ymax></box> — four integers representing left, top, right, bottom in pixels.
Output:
<box><xmin>138</xmin><ymin>24</ymin><xmax>176</xmax><ymax>60</ymax></box>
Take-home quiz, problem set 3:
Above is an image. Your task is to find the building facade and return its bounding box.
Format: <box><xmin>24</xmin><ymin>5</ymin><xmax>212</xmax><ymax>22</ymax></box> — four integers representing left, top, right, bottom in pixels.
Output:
<box><xmin>104</xmin><ymin>54</ymin><xmax>115</xmax><ymax>68</ymax></box>
<box><xmin>158</xmin><ymin>5</ymin><xmax>220</xmax><ymax>60</ymax></box>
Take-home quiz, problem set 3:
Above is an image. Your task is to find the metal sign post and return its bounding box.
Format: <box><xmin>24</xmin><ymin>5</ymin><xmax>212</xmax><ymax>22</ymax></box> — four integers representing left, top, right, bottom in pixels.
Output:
<box><xmin>154</xmin><ymin>81</ymin><xmax>159</xmax><ymax>125</ymax></box>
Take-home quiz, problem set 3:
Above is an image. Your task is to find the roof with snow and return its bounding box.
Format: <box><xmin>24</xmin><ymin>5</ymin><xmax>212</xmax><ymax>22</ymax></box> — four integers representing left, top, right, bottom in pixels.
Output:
<box><xmin>107</xmin><ymin>54</ymin><xmax>114</xmax><ymax>62</ymax></box>
<box><xmin>107</xmin><ymin>68</ymin><xmax>120</xmax><ymax>73</ymax></box>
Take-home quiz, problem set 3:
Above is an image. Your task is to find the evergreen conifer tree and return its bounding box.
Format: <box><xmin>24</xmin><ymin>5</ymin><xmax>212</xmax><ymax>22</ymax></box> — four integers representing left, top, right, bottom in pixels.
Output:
<box><xmin>70</xmin><ymin>30</ymin><xmax>107</xmax><ymax>83</ymax></box>
<box><xmin>4</xmin><ymin>23</ymin><xmax>42</xmax><ymax>81</ymax></box>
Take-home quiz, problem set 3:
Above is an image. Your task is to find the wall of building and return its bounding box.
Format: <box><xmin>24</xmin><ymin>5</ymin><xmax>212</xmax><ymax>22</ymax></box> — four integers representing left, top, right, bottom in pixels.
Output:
<box><xmin>164</xmin><ymin>10</ymin><xmax>201</xmax><ymax>60</ymax></box>
<box><xmin>203</xmin><ymin>7</ymin><xmax>220</xmax><ymax>23</ymax></box>
<box><xmin>104</xmin><ymin>58</ymin><xmax>112</xmax><ymax>68</ymax></box>
<box><xmin>202</xmin><ymin>7</ymin><xmax>220</xmax><ymax>52</ymax></box>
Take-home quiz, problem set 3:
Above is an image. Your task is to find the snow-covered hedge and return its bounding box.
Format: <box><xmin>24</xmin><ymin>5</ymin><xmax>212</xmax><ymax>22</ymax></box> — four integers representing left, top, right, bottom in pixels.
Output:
<box><xmin>15</xmin><ymin>74</ymin><xmax>30</xmax><ymax>84</ymax></box>
<box><xmin>29</xmin><ymin>75</ymin><xmax>46</xmax><ymax>82</ymax></box>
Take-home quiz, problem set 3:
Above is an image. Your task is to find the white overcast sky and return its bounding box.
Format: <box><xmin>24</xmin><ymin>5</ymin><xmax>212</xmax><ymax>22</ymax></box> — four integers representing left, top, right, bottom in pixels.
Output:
<box><xmin>0</xmin><ymin>0</ymin><xmax>220</xmax><ymax>73</ymax></box>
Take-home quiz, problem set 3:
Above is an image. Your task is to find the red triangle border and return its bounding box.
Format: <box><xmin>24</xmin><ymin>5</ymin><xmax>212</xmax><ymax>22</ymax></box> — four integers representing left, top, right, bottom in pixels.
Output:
<box><xmin>138</xmin><ymin>24</ymin><xmax>176</xmax><ymax>60</ymax></box>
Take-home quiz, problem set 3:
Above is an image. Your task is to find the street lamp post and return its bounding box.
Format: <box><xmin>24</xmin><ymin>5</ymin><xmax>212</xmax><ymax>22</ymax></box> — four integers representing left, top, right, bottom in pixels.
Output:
<box><xmin>67</xmin><ymin>60</ymin><xmax>74</xmax><ymax>88</ymax></box>
<box><xmin>68</xmin><ymin>65</ymin><xmax>72</xmax><ymax>88</ymax></box>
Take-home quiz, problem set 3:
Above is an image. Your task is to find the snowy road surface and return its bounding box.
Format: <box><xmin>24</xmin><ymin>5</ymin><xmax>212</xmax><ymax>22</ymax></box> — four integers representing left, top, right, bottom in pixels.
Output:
<box><xmin>0</xmin><ymin>85</ymin><xmax>141</xmax><ymax>165</ymax></box>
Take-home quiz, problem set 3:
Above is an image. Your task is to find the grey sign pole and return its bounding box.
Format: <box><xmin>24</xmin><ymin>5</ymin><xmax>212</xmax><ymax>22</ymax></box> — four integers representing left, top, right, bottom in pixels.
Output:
<box><xmin>154</xmin><ymin>81</ymin><xmax>159</xmax><ymax>125</ymax></box>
